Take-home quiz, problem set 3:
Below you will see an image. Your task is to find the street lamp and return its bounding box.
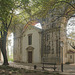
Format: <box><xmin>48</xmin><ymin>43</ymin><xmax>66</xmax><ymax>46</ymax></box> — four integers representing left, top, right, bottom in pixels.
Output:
<box><xmin>60</xmin><ymin>41</ymin><xmax>64</xmax><ymax>72</ymax></box>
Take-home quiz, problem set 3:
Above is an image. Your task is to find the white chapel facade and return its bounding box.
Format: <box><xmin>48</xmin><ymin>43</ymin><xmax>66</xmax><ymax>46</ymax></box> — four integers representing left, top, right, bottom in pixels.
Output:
<box><xmin>13</xmin><ymin>21</ymin><xmax>42</xmax><ymax>63</ymax></box>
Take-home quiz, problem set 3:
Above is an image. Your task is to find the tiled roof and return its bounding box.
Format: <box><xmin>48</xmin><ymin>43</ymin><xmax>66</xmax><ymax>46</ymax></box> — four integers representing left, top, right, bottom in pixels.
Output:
<box><xmin>22</xmin><ymin>20</ymin><xmax>38</xmax><ymax>32</ymax></box>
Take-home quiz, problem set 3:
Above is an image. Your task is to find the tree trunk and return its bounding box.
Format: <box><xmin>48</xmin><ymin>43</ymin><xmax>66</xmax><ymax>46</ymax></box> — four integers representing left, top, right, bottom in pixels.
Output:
<box><xmin>1</xmin><ymin>31</ymin><xmax>9</xmax><ymax>65</ymax></box>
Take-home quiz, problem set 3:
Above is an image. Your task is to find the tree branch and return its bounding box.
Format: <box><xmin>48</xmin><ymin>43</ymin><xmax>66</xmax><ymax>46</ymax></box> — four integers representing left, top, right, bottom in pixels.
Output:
<box><xmin>69</xmin><ymin>42</ymin><xmax>75</xmax><ymax>49</ymax></box>
<box><xmin>57</xmin><ymin>1</ymin><xmax>75</xmax><ymax>9</ymax></box>
<box><xmin>7</xmin><ymin>15</ymin><xmax>13</xmax><ymax>29</ymax></box>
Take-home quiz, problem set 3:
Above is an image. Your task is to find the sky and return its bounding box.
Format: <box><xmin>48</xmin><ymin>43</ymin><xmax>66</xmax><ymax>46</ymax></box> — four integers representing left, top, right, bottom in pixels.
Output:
<box><xmin>66</xmin><ymin>16</ymin><xmax>75</xmax><ymax>39</ymax></box>
<box><xmin>35</xmin><ymin>23</ymin><xmax>42</xmax><ymax>29</ymax></box>
<box><xmin>8</xmin><ymin>33</ymin><xmax>14</xmax><ymax>56</ymax></box>
<box><xmin>8</xmin><ymin>33</ymin><xmax>14</xmax><ymax>46</ymax></box>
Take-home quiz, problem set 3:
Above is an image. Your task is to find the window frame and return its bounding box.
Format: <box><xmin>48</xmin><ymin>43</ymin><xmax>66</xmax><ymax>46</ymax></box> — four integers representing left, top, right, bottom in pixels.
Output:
<box><xmin>28</xmin><ymin>34</ymin><xmax>32</xmax><ymax>45</ymax></box>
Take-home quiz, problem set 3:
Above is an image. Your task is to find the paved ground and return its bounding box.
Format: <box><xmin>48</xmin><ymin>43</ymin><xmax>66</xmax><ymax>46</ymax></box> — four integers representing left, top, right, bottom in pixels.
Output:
<box><xmin>0</xmin><ymin>61</ymin><xmax>75</xmax><ymax>75</ymax></box>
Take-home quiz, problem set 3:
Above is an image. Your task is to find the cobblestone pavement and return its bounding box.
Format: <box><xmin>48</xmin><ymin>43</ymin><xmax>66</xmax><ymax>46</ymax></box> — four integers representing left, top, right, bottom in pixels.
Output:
<box><xmin>0</xmin><ymin>61</ymin><xmax>75</xmax><ymax>75</ymax></box>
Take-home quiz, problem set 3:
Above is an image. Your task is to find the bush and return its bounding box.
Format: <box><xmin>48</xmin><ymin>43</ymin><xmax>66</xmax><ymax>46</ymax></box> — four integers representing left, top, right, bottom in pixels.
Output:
<box><xmin>8</xmin><ymin>58</ymin><xmax>13</xmax><ymax>62</ymax></box>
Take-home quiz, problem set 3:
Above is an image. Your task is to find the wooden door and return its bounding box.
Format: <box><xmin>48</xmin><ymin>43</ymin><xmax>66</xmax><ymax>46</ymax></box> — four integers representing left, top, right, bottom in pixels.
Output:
<box><xmin>28</xmin><ymin>51</ymin><xmax>32</xmax><ymax>63</ymax></box>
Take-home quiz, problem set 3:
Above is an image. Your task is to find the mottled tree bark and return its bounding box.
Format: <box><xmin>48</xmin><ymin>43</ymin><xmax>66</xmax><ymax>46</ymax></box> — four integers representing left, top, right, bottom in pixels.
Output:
<box><xmin>1</xmin><ymin>31</ymin><xmax>9</xmax><ymax>65</ymax></box>
<box><xmin>0</xmin><ymin>16</ymin><xmax>12</xmax><ymax>65</ymax></box>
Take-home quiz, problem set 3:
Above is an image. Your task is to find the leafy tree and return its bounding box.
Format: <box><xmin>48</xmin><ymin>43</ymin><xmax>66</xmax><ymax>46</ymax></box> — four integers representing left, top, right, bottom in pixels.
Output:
<box><xmin>0</xmin><ymin>0</ymin><xmax>16</xmax><ymax>65</ymax></box>
<box><xmin>0</xmin><ymin>0</ymin><xmax>35</xmax><ymax>65</ymax></box>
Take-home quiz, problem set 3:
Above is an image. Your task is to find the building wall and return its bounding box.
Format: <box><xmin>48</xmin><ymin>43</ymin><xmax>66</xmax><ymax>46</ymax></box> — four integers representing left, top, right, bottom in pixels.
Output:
<box><xmin>13</xmin><ymin>25</ymin><xmax>42</xmax><ymax>63</ymax></box>
<box><xmin>0</xmin><ymin>50</ymin><xmax>3</xmax><ymax>62</ymax></box>
<box><xmin>60</xmin><ymin>27</ymin><xmax>68</xmax><ymax>64</ymax></box>
<box><xmin>13</xmin><ymin>25</ymin><xmax>22</xmax><ymax>62</ymax></box>
<box><xmin>42</xmin><ymin>27</ymin><xmax>60</xmax><ymax>64</ymax></box>
<box><xmin>22</xmin><ymin>28</ymin><xmax>41</xmax><ymax>63</ymax></box>
<box><xmin>14</xmin><ymin>38</ymin><xmax>22</xmax><ymax>62</ymax></box>
<box><xmin>41</xmin><ymin>15</ymin><xmax>69</xmax><ymax>64</ymax></box>
<box><xmin>67</xmin><ymin>53</ymin><xmax>75</xmax><ymax>63</ymax></box>
<box><xmin>13</xmin><ymin>17</ymin><xmax>74</xmax><ymax>64</ymax></box>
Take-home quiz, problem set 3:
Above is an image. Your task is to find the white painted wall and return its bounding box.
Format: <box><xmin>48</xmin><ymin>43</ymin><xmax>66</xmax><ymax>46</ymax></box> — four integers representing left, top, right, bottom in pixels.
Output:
<box><xmin>22</xmin><ymin>28</ymin><xmax>41</xmax><ymax>63</ymax></box>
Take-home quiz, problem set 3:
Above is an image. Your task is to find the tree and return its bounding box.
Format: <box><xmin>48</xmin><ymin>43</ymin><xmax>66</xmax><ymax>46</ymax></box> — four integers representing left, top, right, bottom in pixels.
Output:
<box><xmin>37</xmin><ymin>0</ymin><xmax>75</xmax><ymax>18</ymax></box>
<box><xmin>0</xmin><ymin>0</ymin><xmax>16</xmax><ymax>65</ymax></box>
<box><xmin>0</xmin><ymin>0</ymin><xmax>36</xmax><ymax>65</ymax></box>
<box><xmin>68</xmin><ymin>30</ymin><xmax>75</xmax><ymax>49</ymax></box>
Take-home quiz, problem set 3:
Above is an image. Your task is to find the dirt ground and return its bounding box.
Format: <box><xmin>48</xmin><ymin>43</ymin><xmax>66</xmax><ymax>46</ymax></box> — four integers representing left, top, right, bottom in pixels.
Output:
<box><xmin>0</xmin><ymin>65</ymin><xmax>63</xmax><ymax>75</ymax></box>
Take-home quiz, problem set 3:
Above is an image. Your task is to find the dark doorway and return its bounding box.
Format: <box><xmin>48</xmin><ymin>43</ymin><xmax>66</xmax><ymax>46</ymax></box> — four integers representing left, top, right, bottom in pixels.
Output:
<box><xmin>28</xmin><ymin>51</ymin><xmax>32</xmax><ymax>63</ymax></box>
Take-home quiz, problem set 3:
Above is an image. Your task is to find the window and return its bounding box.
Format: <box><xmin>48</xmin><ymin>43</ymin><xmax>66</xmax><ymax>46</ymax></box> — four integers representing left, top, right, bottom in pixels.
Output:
<box><xmin>56</xmin><ymin>40</ymin><xmax>58</xmax><ymax>54</ymax></box>
<box><xmin>70</xmin><ymin>55</ymin><xmax>72</xmax><ymax>59</ymax></box>
<box><xmin>47</xmin><ymin>45</ymin><xmax>50</xmax><ymax>53</ymax></box>
<box><xmin>28</xmin><ymin>34</ymin><xmax>32</xmax><ymax>45</ymax></box>
<box><xmin>52</xmin><ymin>48</ymin><xmax>54</xmax><ymax>54</ymax></box>
<box><xmin>46</xmin><ymin>34</ymin><xmax>50</xmax><ymax>41</ymax></box>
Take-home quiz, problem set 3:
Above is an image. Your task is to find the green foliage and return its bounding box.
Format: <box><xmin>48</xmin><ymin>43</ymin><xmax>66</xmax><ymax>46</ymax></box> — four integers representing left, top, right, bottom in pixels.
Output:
<box><xmin>30</xmin><ymin>0</ymin><xmax>75</xmax><ymax>18</ymax></box>
<box><xmin>8</xmin><ymin>58</ymin><xmax>13</xmax><ymax>62</ymax></box>
<box><xmin>0</xmin><ymin>0</ymin><xmax>15</xmax><ymax>21</ymax></box>
<box><xmin>0</xmin><ymin>0</ymin><xmax>74</xmax><ymax>30</ymax></box>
